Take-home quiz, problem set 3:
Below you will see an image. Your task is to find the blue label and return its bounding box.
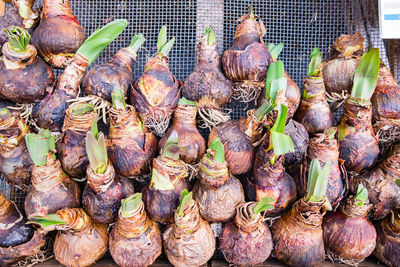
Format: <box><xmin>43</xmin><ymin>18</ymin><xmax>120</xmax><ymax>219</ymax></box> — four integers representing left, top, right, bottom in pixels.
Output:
<box><xmin>384</xmin><ymin>14</ymin><xmax>400</xmax><ymax>20</ymax></box>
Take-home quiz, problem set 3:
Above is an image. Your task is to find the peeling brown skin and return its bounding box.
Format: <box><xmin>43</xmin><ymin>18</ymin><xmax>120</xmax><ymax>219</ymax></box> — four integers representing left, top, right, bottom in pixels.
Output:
<box><xmin>0</xmin><ymin>6</ymin><xmax>24</xmax><ymax>50</ymax></box>
<box><xmin>83</xmin><ymin>176</ymin><xmax>134</xmax><ymax>224</ymax></box>
<box><xmin>0</xmin><ymin>194</ymin><xmax>33</xmax><ymax>248</ymax></box>
<box><xmin>0</xmin><ymin>114</ymin><xmax>33</xmax><ymax>191</ymax></box>
<box><xmin>209</xmin><ymin>112</ymin><xmax>263</xmax><ymax>175</ymax></box>
<box><xmin>24</xmin><ymin>158</ymin><xmax>81</xmax><ymax>218</ymax></box>
<box><xmin>57</xmin><ymin>103</ymin><xmax>96</xmax><ymax>178</ymax></box>
<box><xmin>284</xmin><ymin>119</ymin><xmax>309</xmax><ymax>168</ymax></box>
<box><xmin>31</xmin><ymin>0</ymin><xmax>86</xmax><ymax>68</ymax></box>
<box><xmin>0</xmin><ymin>42</ymin><xmax>54</xmax><ymax>103</ymax></box>
<box><xmin>0</xmin><ymin>229</ymin><xmax>45</xmax><ymax>266</ymax></box>
<box><xmin>53</xmin><ymin>209</ymin><xmax>108</xmax><ymax>267</ymax></box>
<box><xmin>163</xmin><ymin>201</ymin><xmax>215</xmax><ymax>267</ymax></box>
<box><xmin>298</xmin><ymin>131</ymin><xmax>347</xmax><ymax>209</ymax></box>
<box><xmin>323</xmin><ymin>197</ymin><xmax>376</xmax><ymax>262</ymax></box>
<box><xmin>350</xmin><ymin>144</ymin><xmax>400</xmax><ymax>220</ymax></box>
<box><xmin>372</xmin><ymin>64</ymin><xmax>400</xmax><ymax>123</ymax></box>
<box><xmin>258</xmin><ymin>72</ymin><xmax>300</xmax><ymax>119</ymax></box>
<box><xmin>130</xmin><ymin>55</ymin><xmax>180</xmax><ymax>131</ymax></box>
<box><xmin>219</xmin><ymin>202</ymin><xmax>273</xmax><ymax>266</ymax></box>
<box><xmin>248</xmin><ymin>147</ymin><xmax>297</xmax><ymax>217</ymax></box>
<box><xmin>83</xmin><ymin>48</ymin><xmax>137</xmax><ymax>102</ymax></box>
<box><xmin>109</xmin><ymin>202</ymin><xmax>162</xmax><ymax>267</ymax></box>
<box><xmin>142</xmin><ymin>178</ymin><xmax>189</xmax><ymax>224</ymax></box>
<box><xmin>222</xmin><ymin>14</ymin><xmax>272</xmax><ymax>86</ymax></box>
<box><xmin>32</xmin><ymin>54</ymin><xmax>89</xmax><ymax>131</ymax></box>
<box><xmin>339</xmin><ymin>98</ymin><xmax>379</xmax><ymax>171</ymax></box>
<box><xmin>295</xmin><ymin>75</ymin><xmax>335</xmax><ymax>135</ymax></box>
<box><xmin>182</xmin><ymin>34</ymin><xmax>232</xmax><ymax>108</ymax></box>
<box><xmin>159</xmin><ymin>105</ymin><xmax>206</xmax><ymax>164</ymax></box>
<box><xmin>374</xmin><ymin>209</ymin><xmax>400</xmax><ymax>267</ymax></box>
<box><xmin>271</xmin><ymin>198</ymin><xmax>326</xmax><ymax>267</ymax></box>
<box><xmin>322</xmin><ymin>32</ymin><xmax>364</xmax><ymax>94</ymax></box>
<box><xmin>107</xmin><ymin>106</ymin><xmax>158</xmax><ymax>178</ymax></box>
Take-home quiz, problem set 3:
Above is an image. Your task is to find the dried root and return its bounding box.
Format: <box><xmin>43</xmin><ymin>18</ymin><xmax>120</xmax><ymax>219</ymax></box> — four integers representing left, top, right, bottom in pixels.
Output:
<box><xmin>143</xmin><ymin>110</ymin><xmax>171</xmax><ymax>137</ymax></box>
<box><xmin>7</xmin><ymin>103</ymin><xmax>41</xmax><ymax>132</ymax></box>
<box><xmin>13</xmin><ymin>237</ymin><xmax>54</xmax><ymax>267</ymax></box>
<box><xmin>326</xmin><ymin>91</ymin><xmax>348</xmax><ymax>112</ymax></box>
<box><xmin>325</xmin><ymin>250</ymin><xmax>362</xmax><ymax>267</ymax></box>
<box><xmin>132</xmin><ymin>172</ymin><xmax>151</xmax><ymax>184</ymax></box>
<box><xmin>263</xmin><ymin>214</ymin><xmax>281</xmax><ymax>227</ymax></box>
<box><xmin>197</xmin><ymin>107</ymin><xmax>230</xmax><ymax>130</ymax></box>
<box><xmin>374</xmin><ymin>122</ymin><xmax>400</xmax><ymax>158</ymax></box>
<box><xmin>67</xmin><ymin>95</ymin><xmax>112</xmax><ymax>125</ymax></box>
<box><xmin>182</xmin><ymin>162</ymin><xmax>199</xmax><ymax>181</ymax></box>
<box><xmin>232</xmin><ymin>81</ymin><xmax>264</xmax><ymax>103</ymax></box>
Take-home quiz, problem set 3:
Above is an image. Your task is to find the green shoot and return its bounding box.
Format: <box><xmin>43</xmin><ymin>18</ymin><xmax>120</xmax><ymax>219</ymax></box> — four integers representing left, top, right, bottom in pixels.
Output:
<box><xmin>254</xmin><ymin>100</ymin><xmax>275</xmax><ymax>121</ymax></box>
<box><xmin>354</xmin><ymin>184</ymin><xmax>369</xmax><ymax>206</ymax></box>
<box><xmin>29</xmin><ymin>214</ymin><xmax>65</xmax><ymax>229</ymax></box>
<box><xmin>72</xmin><ymin>103</ymin><xmax>94</xmax><ymax>115</ymax></box>
<box><xmin>306</xmin><ymin>159</ymin><xmax>331</xmax><ymax>204</ymax></box>
<box><xmin>3</xmin><ymin>26</ymin><xmax>30</xmax><ymax>52</ymax></box>
<box><xmin>157</xmin><ymin>25</ymin><xmax>175</xmax><ymax>56</ymax></box>
<box><xmin>308</xmin><ymin>48</ymin><xmax>322</xmax><ymax>76</ymax></box>
<box><xmin>253</xmin><ymin>197</ymin><xmax>275</xmax><ymax>215</ymax></box>
<box><xmin>161</xmin><ymin>130</ymin><xmax>180</xmax><ymax>161</ymax></box>
<box><xmin>121</xmin><ymin>193</ymin><xmax>142</xmax><ymax>214</ymax></box>
<box><xmin>396</xmin><ymin>179</ymin><xmax>400</xmax><ymax>187</ymax></box>
<box><xmin>86</xmin><ymin>131</ymin><xmax>108</xmax><ymax>174</ymax></box>
<box><xmin>268</xmin><ymin>104</ymin><xmax>294</xmax><ymax>163</ymax></box>
<box><xmin>266</xmin><ymin>42</ymin><xmax>284</xmax><ymax>60</ymax></box>
<box><xmin>178</xmin><ymin>97</ymin><xmax>196</xmax><ymax>107</ymax></box>
<box><xmin>351</xmin><ymin>48</ymin><xmax>380</xmax><ymax>101</ymax></box>
<box><xmin>327</xmin><ymin>128</ymin><xmax>337</xmax><ymax>140</ymax></box>
<box><xmin>205</xmin><ymin>26</ymin><xmax>216</xmax><ymax>46</ymax></box>
<box><xmin>177</xmin><ymin>189</ymin><xmax>194</xmax><ymax>218</ymax></box>
<box><xmin>128</xmin><ymin>33</ymin><xmax>146</xmax><ymax>54</ymax></box>
<box><xmin>111</xmin><ymin>87</ymin><xmax>126</xmax><ymax>111</ymax></box>
<box><xmin>265</xmin><ymin>60</ymin><xmax>287</xmax><ymax>102</ymax></box>
<box><xmin>248</xmin><ymin>5</ymin><xmax>254</xmax><ymax>18</ymax></box>
<box><xmin>25</xmin><ymin>129</ymin><xmax>56</xmax><ymax>167</ymax></box>
<box><xmin>76</xmin><ymin>19</ymin><xmax>128</xmax><ymax>64</ymax></box>
<box><xmin>207</xmin><ymin>138</ymin><xmax>225</xmax><ymax>163</ymax></box>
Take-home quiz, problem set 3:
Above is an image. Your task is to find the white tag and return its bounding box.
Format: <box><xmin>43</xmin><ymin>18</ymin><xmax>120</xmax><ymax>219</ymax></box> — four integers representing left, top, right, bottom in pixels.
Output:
<box><xmin>379</xmin><ymin>0</ymin><xmax>400</xmax><ymax>39</ymax></box>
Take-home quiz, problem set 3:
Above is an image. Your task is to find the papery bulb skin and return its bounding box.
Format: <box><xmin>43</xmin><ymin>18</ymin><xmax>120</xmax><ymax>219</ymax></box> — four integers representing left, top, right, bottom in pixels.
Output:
<box><xmin>182</xmin><ymin>33</ymin><xmax>232</xmax><ymax>108</ymax></box>
<box><xmin>0</xmin><ymin>195</ymin><xmax>45</xmax><ymax>266</ymax></box>
<box><xmin>82</xmin><ymin>163</ymin><xmax>134</xmax><ymax>224</ymax></box>
<box><xmin>248</xmin><ymin>148</ymin><xmax>297</xmax><ymax>217</ymax></box>
<box><xmin>284</xmin><ymin>119</ymin><xmax>309</xmax><ymax>168</ymax></box>
<box><xmin>339</xmin><ymin>98</ymin><xmax>379</xmax><ymax>171</ymax></box>
<box><xmin>24</xmin><ymin>157</ymin><xmax>81</xmax><ymax>219</ymax></box>
<box><xmin>0</xmin><ymin>42</ymin><xmax>54</xmax><ymax>103</ymax></box>
<box><xmin>83</xmin><ymin>48</ymin><xmax>137</xmax><ymax>102</ymax></box>
<box><xmin>52</xmin><ymin>209</ymin><xmax>108</xmax><ymax>267</ymax></box>
<box><xmin>31</xmin><ymin>0</ymin><xmax>86</xmax><ymax>68</ymax></box>
<box><xmin>159</xmin><ymin>104</ymin><xmax>206</xmax><ymax>164</ymax></box>
<box><xmin>374</xmin><ymin>209</ymin><xmax>400</xmax><ymax>267</ymax></box>
<box><xmin>130</xmin><ymin>55</ymin><xmax>180</xmax><ymax>137</ymax></box>
<box><xmin>32</xmin><ymin>53</ymin><xmax>89</xmax><ymax>131</ymax></box>
<box><xmin>221</xmin><ymin>8</ymin><xmax>273</xmax><ymax>102</ymax></box>
<box><xmin>109</xmin><ymin>200</ymin><xmax>162</xmax><ymax>267</ymax></box>
<box><xmin>295</xmin><ymin>73</ymin><xmax>335</xmax><ymax>135</ymax></box>
<box><xmin>322</xmin><ymin>32</ymin><xmax>364</xmax><ymax>94</ymax></box>
<box><xmin>271</xmin><ymin>198</ymin><xmax>326</xmax><ymax>267</ymax></box>
<box><xmin>258</xmin><ymin>72</ymin><xmax>300</xmax><ymax>120</ymax></box>
<box><xmin>350</xmin><ymin>144</ymin><xmax>400</xmax><ymax>220</ymax></box>
<box><xmin>323</xmin><ymin>197</ymin><xmax>376</xmax><ymax>263</ymax></box>
<box><xmin>107</xmin><ymin>106</ymin><xmax>158</xmax><ymax>178</ymax></box>
<box><xmin>163</xmin><ymin>199</ymin><xmax>216</xmax><ymax>267</ymax></box>
<box><xmin>0</xmin><ymin>111</ymin><xmax>33</xmax><ymax>191</ymax></box>
<box><xmin>298</xmin><ymin>130</ymin><xmax>347</xmax><ymax>209</ymax></box>
<box><xmin>57</xmin><ymin>102</ymin><xmax>97</xmax><ymax>178</ymax></box>
<box><xmin>193</xmin><ymin>150</ymin><xmax>244</xmax><ymax>222</ymax></box>
<box><xmin>219</xmin><ymin>202</ymin><xmax>273</xmax><ymax>266</ymax></box>
<box><xmin>208</xmin><ymin>110</ymin><xmax>263</xmax><ymax>175</ymax></box>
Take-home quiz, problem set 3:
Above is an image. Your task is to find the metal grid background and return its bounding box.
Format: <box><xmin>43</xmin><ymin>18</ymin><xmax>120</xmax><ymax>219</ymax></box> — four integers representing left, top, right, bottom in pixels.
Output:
<box><xmin>1</xmin><ymin>0</ymin><xmax>399</xmax><ymax>209</ymax></box>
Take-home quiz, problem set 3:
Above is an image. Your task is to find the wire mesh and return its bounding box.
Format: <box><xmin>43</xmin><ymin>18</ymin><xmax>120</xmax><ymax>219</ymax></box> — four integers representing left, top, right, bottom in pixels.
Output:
<box><xmin>1</xmin><ymin>0</ymin><xmax>398</xmax><ymax>219</ymax></box>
